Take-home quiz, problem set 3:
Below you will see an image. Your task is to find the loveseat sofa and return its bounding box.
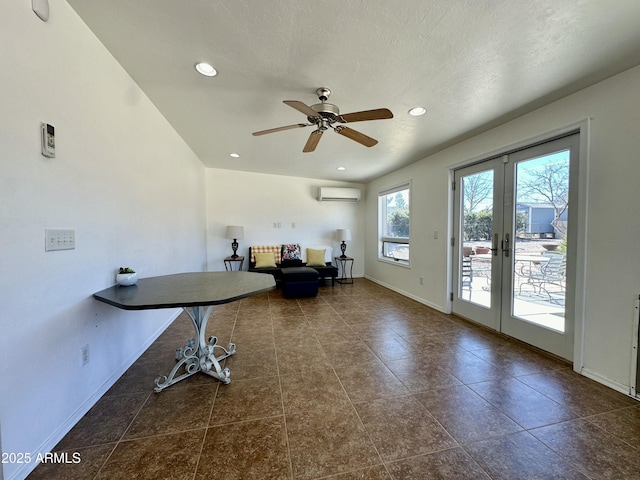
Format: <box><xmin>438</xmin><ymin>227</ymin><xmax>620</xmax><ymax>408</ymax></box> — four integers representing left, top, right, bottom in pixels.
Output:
<box><xmin>248</xmin><ymin>244</ymin><xmax>338</xmax><ymax>285</ymax></box>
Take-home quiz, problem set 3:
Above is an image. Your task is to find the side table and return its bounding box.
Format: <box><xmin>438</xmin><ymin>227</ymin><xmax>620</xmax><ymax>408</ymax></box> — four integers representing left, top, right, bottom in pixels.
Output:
<box><xmin>224</xmin><ymin>256</ymin><xmax>244</xmax><ymax>271</ymax></box>
<box><xmin>334</xmin><ymin>256</ymin><xmax>354</xmax><ymax>284</ymax></box>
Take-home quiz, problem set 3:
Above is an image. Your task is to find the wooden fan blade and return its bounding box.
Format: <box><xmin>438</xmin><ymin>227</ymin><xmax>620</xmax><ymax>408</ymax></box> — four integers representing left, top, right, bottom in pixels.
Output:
<box><xmin>303</xmin><ymin>130</ymin><xmax>323</xmax><ymax>153</ymax></box>
<box><xmin>283</xmin><ymin>100</ymin><xmax>320</xmax><ymax>118</ymax></box>
<box><xmin>252</xmin><ymin>124</ymin><xmax>308</xmax><ymax>136</ymax></box>
<box><xmin>335</xmin><ymin>126</ymin><xmax>378</xmax><ymax>147</ymax></box>
<box><xmin>339</xmin><ymin>108</ymin><xmax>393</xmax><ymax>123</ymax></box>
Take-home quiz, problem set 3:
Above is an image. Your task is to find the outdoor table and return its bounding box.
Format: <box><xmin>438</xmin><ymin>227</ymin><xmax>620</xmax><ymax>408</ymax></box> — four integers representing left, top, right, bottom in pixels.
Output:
<box><xmin>513</xmin><ymin>255</ymin><xmax>550</xmax><ymax>281</ymax></box>
<box><xmin>469</xmin><ymin>253</ymin><xmax>551</xmax><ymax>286</ymax></box>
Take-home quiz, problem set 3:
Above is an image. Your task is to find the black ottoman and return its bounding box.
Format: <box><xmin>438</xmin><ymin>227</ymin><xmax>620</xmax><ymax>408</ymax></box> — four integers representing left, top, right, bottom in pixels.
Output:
<box><xmin>281</xmin><ymin>267</ymin><xmax>319</xmax><ymax>298</ymax></box>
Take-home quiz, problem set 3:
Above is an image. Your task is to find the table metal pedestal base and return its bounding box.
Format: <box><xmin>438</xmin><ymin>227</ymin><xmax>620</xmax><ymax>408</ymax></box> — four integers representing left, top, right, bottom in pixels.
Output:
<box><xmin>154</xmin><ymin>305</ymin><xmax>236</xmax><ymax>392</ymax></box>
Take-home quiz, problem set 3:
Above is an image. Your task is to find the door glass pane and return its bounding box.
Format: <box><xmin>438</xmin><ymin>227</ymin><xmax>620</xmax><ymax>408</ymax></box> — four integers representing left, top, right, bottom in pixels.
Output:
<box><xmin>511</xmin><ymin>150</ymin><xmax>569</xmax><ymax>332</ymax></box>
<box><xmin>459</xmin><ymin>170</ymin><xmax>493</xmax><ymax>308</ymax></box>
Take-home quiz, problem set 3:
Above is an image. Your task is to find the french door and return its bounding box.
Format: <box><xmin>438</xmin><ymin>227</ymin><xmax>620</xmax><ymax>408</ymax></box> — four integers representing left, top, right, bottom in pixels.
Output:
<box><xmin>452</xmin><ymin>134</ymin><xmax>579</xmax><ymax>360</ymax></box>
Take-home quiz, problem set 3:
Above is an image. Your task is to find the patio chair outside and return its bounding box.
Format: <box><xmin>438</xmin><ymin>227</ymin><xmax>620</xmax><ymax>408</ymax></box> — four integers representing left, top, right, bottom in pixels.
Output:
<box><xmin>519</xmin><ymin>252</ymin><xmax>566</xmax><ymax>303</ymax></box>
<box><xmin>461</xmin><ymin>256</ymin><xmax>472</xmax><ymax>290</ymax></box>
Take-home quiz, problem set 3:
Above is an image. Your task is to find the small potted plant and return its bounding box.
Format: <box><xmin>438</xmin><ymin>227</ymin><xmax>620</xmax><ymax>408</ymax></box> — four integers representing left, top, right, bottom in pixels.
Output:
<box><xmin>116</xmin><ymin>267</ymin><xmax>138</xmax><ymax>286</ymax></box>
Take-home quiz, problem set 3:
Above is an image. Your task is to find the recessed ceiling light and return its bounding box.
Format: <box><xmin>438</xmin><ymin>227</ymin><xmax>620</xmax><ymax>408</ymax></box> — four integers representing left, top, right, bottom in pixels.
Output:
<box><xmin>408</xmin><ymin>107</ymin><xmax>427</xmax><ymax>116</ymax></box>
<box><xmin>194</xmin><ymin>62</ymin><xmax>217</xmax><ymax>77</ymax></box>
<box><xmin>337</xmin><ymin>166</ymin><xmax>346</xmax><ymax>171</ymax></box>
<box><xmin>229</xmin><ymin>153</ymin><xmax>240</xmax><ymax>158</ymax></box>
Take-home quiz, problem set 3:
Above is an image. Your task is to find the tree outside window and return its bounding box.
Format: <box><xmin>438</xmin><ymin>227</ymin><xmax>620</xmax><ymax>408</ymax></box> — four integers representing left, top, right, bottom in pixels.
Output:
<box><xmin>461</xmin><ymin>153</ymin><xmax>569</xmax><ymax>241</ymax></box>
<box><xmin>379</xmin><ymin>186</ymin><xmax>410</xmax><ymax>263</ymax></box>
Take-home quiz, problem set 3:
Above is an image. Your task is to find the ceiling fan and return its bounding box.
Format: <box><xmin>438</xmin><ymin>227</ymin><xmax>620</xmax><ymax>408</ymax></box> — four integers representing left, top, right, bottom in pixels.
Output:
<box><xmin>252</xmin><ymin>88</ymin><xmax>393</xmax><ymax>153</ymax></box>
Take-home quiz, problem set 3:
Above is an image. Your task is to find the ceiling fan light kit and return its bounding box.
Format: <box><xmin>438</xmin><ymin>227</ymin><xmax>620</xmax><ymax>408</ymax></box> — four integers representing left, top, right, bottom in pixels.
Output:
<box><xmin>252</xmin><ymin>87</ymin><xmax>393</xmax><ymax>152</ymax></box>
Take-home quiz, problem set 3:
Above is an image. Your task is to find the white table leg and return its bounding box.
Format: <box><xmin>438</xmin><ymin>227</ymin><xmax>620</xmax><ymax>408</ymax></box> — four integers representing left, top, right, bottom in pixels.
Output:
<box><xmin>154</xmin><ymin>305</ymin><xmax>236</xmax><ymax>392</ymax></box>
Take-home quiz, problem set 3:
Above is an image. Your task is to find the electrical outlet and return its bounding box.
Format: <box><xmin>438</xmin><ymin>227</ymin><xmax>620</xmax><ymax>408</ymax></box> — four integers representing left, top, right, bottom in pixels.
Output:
<box><xmin>419</xmin><ymin>276</ymin><xmax>424</xmax><ymax>285</ymax></box>
<box><xmin>81</xmin><ymin>344</ymin><xmax>89</xmax><ymax>366</ymax></box>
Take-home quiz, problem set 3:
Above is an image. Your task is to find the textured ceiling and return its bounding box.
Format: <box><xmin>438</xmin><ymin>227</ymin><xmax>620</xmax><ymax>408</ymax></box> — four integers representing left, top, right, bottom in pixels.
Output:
<box><xmin>67</xmin><ymin>0</ymin><xmax>640</xmax><ymax>182</ymax></box>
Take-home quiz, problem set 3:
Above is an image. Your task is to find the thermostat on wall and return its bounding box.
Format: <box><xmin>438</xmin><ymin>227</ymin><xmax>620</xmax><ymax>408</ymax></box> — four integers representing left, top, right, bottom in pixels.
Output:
<box><xmin>41</xmin><ymin>123</ymin><xmax>55</xmax><ymax>158</ymax></box>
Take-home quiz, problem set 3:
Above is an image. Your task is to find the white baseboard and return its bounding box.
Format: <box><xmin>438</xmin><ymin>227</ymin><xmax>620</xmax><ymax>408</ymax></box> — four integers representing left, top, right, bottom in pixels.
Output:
<box><xmin>11</xmin><ymin>310</ymin><xmax>181</xmax><ymax>480</ymax></box>
<box><xmin>361</xmin><ymin>277</ymin><xmax>640</xmax><ymax>403</ymax></box>
<box><xmin>580</xmin><ymin>367</ymin><xmax>638</xmax><ymax>400</ymax></box>
<box><xmin>363</xmin><ymin>275</ymin><xmax>445</xmax><ymax>313</ymax></box>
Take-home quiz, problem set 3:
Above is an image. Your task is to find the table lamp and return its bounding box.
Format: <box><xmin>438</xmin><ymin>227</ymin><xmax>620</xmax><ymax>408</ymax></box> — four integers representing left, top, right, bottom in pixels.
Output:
<box><xmin>336</xmin><ymin>229</ymin><xmax>352</xmax><ymax>258</ymax></box>
<box><xmin>225</xmin><ymin>226</ymin><xmax>244</xmax><ymax>258</ymax></box>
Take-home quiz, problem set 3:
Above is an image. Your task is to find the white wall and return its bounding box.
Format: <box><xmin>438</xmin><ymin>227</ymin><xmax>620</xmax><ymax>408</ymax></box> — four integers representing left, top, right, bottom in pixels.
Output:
<box><xmin>2</xmin><ymin>4</ymin><xmax>637</xmax><ymax>479</ymax></box>
<box><xmin>0</xmin><ymin>3</ymin><xmax>206</xmax><ymax>479</ymax></box>
<box><xmin>205</xmin><ymin>169</ymin><xmax>364</xmax><ymax>276</ymax></box>
<box><xmin>365</xmin><ymin>64</ymin><xmax>640</xmax><ymax>394</ymax></box>
<box><xmin>365</xmin><ymin>173</ymin><xmax>449</xmax><ymax>310</ymax></box>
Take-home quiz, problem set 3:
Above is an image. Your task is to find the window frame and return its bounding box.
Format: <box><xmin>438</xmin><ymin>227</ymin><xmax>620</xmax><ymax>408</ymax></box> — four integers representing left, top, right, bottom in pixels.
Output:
<box><xmin>378</xmin><ymin>181</ymin><xmax>411</xmax><ymax>266</ymax></box>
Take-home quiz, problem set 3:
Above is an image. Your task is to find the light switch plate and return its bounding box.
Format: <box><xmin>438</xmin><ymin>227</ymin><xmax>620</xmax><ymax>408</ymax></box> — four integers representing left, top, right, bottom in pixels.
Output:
<box><xmin>45</xmin><ymin>229</ymin><xmax>75</xmax><ymax>251</ymax></box>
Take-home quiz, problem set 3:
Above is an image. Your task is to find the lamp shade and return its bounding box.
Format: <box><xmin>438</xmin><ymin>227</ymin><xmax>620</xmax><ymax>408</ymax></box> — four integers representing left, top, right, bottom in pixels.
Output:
<box><xmin>226</xmin><ymin>225</ymin><xmax>244</xmax><ymax>239</ymax></box>
<box><xmin>336</xmin><ymin>229</ymin><xmax>352</xmax><ymax>241</ymax></box>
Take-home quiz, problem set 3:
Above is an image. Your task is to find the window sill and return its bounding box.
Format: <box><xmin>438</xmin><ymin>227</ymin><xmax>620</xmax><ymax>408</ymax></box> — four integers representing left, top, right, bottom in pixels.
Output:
<box><xmin>377</xmin><ymin>257</ymin><xmax>411</xmax><ymax>268</ymax></box>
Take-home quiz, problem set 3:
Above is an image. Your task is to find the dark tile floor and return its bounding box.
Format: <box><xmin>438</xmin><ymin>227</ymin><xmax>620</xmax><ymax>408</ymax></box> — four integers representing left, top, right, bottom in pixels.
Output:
<box><xmin>28</xmin><ymin>279</ymin><xmax>640</xmax><ymax>479</ymax></box>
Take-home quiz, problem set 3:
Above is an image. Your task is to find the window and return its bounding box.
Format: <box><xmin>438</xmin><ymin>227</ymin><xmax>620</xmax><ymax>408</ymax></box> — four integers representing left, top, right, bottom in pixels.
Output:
<box><xmin>379</xmin><ymin>183</ymin><xmax>410</xmax><ymax>264</ymax></box>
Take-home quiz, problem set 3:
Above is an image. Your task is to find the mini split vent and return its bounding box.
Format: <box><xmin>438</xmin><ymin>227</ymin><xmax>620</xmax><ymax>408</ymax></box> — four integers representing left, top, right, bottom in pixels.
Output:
<box><xmin>317</xmin><ymin>187</ymin><xmax>361</xmax><ymax>202</ymax></box>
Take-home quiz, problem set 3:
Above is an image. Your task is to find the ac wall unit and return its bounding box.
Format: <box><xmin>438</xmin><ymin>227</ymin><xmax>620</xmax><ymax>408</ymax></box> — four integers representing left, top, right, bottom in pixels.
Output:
<box><xmin>318</xmin><ymin>187</ymin><xmax>361</xmax><ymax>202</ymax></box>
